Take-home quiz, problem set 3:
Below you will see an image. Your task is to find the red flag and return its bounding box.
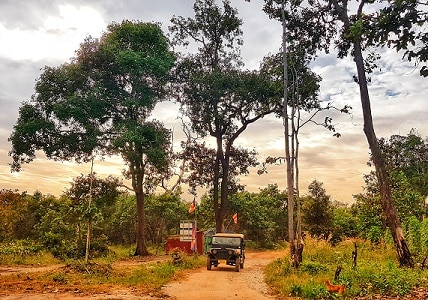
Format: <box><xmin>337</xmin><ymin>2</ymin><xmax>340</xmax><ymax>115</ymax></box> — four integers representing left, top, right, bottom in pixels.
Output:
<box><xmin>233</xmin><ymin>212</ymin><xmax>238</xmax><ymax>224</ymax></box>
<box><xmin>188</xmin><ymin>198</ymin><xmax>196</xmax><ymax>213</ymax></box>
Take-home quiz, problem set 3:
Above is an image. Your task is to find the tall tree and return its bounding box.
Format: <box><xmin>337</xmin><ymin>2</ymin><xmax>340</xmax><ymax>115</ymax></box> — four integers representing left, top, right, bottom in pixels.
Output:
<box><xmin>169</xmin><ymin>0</ymin><xmax>281</xmax><ymax>232</ymax></box>
<box><xmin>9</xmin><ymin>21</ymin><xmax>175</xmax><ymax>256</ymax></box>
<box><xmin>262</xmin><ymin>0</ymin><xmax>426</xmax><ymax>267</ymax></box>
<box><xmin>256</xmin><ymin>0</ymin><xmax>350</xmax><ymax>266</ymax></box>
<box><xmin>258</xmin><ymin>49</ymin><xmax>349</xmax><ymax>265</ymax></box>
<box><xmin>326</xmin><ymin>0</ymin><xmax>419</xmax><ymax>267</ymax></box>
<box><xmin>182</xmin><ymin>140</ymin><xmax>259</xmax><ymax>199</ymax></box>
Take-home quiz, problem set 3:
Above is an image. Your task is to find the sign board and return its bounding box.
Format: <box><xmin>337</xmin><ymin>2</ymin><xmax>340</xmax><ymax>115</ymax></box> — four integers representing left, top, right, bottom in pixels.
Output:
<box><xmin>180</xmin><ymin>220</ymin><xmax>196</xmax><ymax>242</ymax></box>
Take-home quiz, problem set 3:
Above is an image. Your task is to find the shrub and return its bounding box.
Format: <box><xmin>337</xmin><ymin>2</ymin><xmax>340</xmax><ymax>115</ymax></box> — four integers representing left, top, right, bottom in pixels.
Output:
<box><xmin>301</xmin><ymin>261</ymin><xmax>328</xmax><ymax>275</ymax></box>
<box><xmin>0</xmin><ymin>240</ymin><xmax>44</xmax><ymax>264</ymax></box>
<box><xmin>365</xmin><ymin>225</ymin><xmax>383</xmax><ymax>244</ymax></box>
<box><xmin>0</xmin><ymin>239</ymin><xmax>42</xmax><ymax>256</ymax></box>
<box><xmin>420</xmin><ymin>218</ymin><xmax>428</xmax><ymax>257</ymax></box>
<box><xmin>404</xmin><ymin>216</ymin><xmax>421</xmax><ymax>255</ymax></box>
<box><xmin>66</xmin><ymin>261</ymin><xmax>113</xmax><ymax>276</ymax></box>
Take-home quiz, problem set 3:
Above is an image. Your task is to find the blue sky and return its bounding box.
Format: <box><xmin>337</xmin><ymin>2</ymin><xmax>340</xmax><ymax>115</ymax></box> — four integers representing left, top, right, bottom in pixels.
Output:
<box><xmin>0</xmin><ymin>0</ymin><xmax>426</xmax><ymax>203</ymax></box>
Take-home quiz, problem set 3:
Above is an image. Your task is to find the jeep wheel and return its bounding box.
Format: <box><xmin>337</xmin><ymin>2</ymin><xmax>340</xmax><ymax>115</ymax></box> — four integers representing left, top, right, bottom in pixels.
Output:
<box><xmin>240</xmin><ymin>261</ymin><xmax>244</xmax><ymax>269</ymax></box>
<box><xmin>235</xmin><ymin>257</ymin><xmax>240</xmax><ymax>272</ymax></box>
<box><xmin>207</xmin><ymin>258</ymin><xmax>212</xmax><ymax>270</ymax></box>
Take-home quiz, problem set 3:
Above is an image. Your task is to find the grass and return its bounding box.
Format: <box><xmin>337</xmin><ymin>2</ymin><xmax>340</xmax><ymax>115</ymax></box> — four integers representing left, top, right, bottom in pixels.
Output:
<box><xmin>0</xmin><ymin>245</ymin><xmax>205</xmax><ymax>297</ymax></box>
<box><xmin>265</xmin><ymin>237</ymin><xmax>428</xmax><ymax>299</ymax></box>
<box><xmin>4</xmin><ymin>238</ymin><xmax>428</xmax><ymax>298</ymax></box>
<box><xmin>60</xmin><ymin>249</ymin><xmax>204</xmax><ymax>295</ymax></box>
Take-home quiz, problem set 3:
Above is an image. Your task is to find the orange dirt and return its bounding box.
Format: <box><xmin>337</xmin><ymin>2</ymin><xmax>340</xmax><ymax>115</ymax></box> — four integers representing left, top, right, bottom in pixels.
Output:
<box><xmin>0</xmin><ymin>250</ymin><xmax>286</xmax><ymax>300</ymax></box>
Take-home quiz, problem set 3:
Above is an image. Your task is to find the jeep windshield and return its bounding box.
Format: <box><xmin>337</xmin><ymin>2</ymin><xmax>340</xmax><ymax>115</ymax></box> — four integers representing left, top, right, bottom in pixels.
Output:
<box><xmin>211</xmin><ymin>236</ymin><xmax>241</xmax><ymax>247</ymax></box>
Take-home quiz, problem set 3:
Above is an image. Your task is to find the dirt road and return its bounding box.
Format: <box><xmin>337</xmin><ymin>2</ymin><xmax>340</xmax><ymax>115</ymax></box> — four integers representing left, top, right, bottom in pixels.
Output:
<box><xmin>162</xmin><ymin>250</ymin><xmax>285</xmax><ymax>300</ymax></box>
<box><xmin>0</xmin><ymin>250</ymin><xmax>285</xmax><ymax>299</ymax></box>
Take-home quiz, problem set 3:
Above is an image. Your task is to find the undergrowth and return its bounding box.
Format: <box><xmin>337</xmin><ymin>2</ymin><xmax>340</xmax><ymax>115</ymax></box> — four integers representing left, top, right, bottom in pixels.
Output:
<box><xmin>0</xmin><ymin>239</ymin><xmax>59</xmax><ymax>265</ymax></box>
<box><xmin>265</xmin><ymin>237</ymin><xmax>428</xmax><ymax>299</ymax></box>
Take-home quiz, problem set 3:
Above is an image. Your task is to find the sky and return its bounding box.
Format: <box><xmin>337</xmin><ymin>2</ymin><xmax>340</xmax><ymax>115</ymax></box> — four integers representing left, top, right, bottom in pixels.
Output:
<box><xmin>0</xmin><ymin>0</ymin><xmax>426</xmax><ymax>204</ymax></box>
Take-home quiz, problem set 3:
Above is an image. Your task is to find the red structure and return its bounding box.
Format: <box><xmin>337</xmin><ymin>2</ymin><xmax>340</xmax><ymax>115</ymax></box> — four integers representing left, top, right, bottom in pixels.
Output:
<box><xmin>165</xmin><ymin>231</ymin><xmax>204</xmax><ymax>255</ymax></box>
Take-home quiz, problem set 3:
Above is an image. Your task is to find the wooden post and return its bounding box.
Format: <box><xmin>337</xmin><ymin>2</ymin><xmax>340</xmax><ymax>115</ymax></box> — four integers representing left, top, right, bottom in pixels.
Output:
<box><xmin>352</xmin><ymin>242</ymin><xmax>358</xmax><ymax>269</ymax></box>
<box><xmin>334</xmin><ymin>265</ymin><xmax>342</xmax><ymax>281</ymax></box>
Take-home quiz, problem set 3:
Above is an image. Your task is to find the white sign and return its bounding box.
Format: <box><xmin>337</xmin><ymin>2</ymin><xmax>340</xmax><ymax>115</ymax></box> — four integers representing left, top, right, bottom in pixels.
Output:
<box><xmin>180</xmin><ymin>220</ymin><xmax>195</xmax><ymax>242</ymax></box>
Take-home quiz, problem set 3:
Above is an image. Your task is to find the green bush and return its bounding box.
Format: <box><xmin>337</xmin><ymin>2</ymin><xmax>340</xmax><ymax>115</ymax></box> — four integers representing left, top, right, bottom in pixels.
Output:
<box><xmin>404</xmin><ymin>216</ymin><xmax>421</xmax><ymax>254</ymax></box>
<box><xmin>300</xmin><ymin>282</ymin><xmax>330</xmax><ymax>299</ymax></box>
<box><xmin>0</xmin><ymin>239</ymin><xmax>60</xmax><ymax>265</ymax></box>
<box><xmin>0</xmin><ymin>240</ymin><xmax>44</xmax><ymax>264</ymax></box>
<box><xmin>0</xmin><ymin>239</ymin><xmax>42</xmax><ymax>256</ymax></box>
<box><xmin>89</xmin><ymin>234</ymin><xmax>111</xmax><ymax>257</ymax></box>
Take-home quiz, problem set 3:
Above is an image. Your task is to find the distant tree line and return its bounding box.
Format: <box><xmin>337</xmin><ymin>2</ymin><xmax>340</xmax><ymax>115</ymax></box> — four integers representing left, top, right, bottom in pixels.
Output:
<box><xmin>1</xmin><ymin>130</ymin><xmax>426</xmax><ymax>259</ymax></box>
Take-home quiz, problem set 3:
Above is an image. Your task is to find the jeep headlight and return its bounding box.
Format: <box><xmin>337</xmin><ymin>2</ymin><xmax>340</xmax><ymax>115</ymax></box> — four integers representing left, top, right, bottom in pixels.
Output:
<box><xmin>212</xmin><ymin>249</ymin><xmax>217</xmax><ymax>254</ymax></box>
<box><xmin>228</xmin><ymin>249</ymin><xmax>234</xmax><ymax>255</ymax></box>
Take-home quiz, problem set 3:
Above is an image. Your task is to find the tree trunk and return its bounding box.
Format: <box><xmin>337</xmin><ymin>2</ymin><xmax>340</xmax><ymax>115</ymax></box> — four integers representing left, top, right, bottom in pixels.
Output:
<box><xmin>215</xmin><ymin>212</ymin><xmax>225</xmax><ymax>233</ymax></box>
<box><xmin>133</xmin><ymin>162</ymin><xmax>149</xmax><ymax>256</ymax></box>
<box><xmin>281</xmin><ymin>0</ymin><xmax>297</xmax><ymax>266</ymax></box>
<box><xmin>213</xmin><ymin>172</ymin><xmax>229</xmax><ymax>233</ymax></box>
<box><xmin>213</xmin><ymin>171</ymin><xmax>222</xmax><ymax>233</ymax></box>
<box><xmin>294</xmin><ymin>126</ymin><xmax>303</xmax><ymax>265</ymax></box>
<box><xmin>85</xmin><ymin>159</ymin><xmax>94</xmax><ymax>263</ymax></box>
<box><xmin>353</xmin><ymin>41</ymin><xmax>413</xmax><ymax>267</ymax></box>
<box><xmin>214</xmin><ymin>136</ymin><xmax>225</xmax><ymax>233</ymax></box>
<box><xmin>85</xmin><ymin>218</ymin><xmax>91</xmax><ymax>263</ymax></box>
<box><xmin>134</xmin><ymin>189</ymin><xmax>149</xmax><ymax>256</ymax></box>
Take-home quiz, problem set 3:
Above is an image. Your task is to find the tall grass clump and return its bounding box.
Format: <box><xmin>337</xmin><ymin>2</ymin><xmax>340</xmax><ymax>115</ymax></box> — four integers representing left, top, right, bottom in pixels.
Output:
<box><xmin>403</xmin><ymin>216</ymin><xmax>428</xmax><ymax>263</ymax></box>
<box><xmin>265</xmin><ymin>236</ymin><xmax>428</xmax><ymax>299</ymax></box>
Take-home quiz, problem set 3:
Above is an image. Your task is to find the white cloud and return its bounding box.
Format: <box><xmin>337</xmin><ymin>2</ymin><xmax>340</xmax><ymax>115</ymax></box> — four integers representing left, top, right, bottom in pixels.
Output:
<box><xmin>0</xmin><ymin>4</ymin><xmax>106</xmax><ymax>61</ymax></box>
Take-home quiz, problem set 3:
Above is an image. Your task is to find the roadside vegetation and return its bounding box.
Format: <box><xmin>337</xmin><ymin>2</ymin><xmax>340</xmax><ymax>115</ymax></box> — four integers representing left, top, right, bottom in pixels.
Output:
<box><xmin>2</xmin><ymin>237</ymin><xmax>428</xmax><ymax>299</ymax></box>
<box><xmin>266</xmin><ymin>237</ymin><xmax>428</xmax><ymax>299</ymax></box>
<box><xmin>0</xmin><ymin>244</ymin><xmax>204</xmax><ymax>297</ymax></box>
<box><xmin>1</xmin><ymin>130</ymin><xmax>427</xmax><ymax>298</ymax></box>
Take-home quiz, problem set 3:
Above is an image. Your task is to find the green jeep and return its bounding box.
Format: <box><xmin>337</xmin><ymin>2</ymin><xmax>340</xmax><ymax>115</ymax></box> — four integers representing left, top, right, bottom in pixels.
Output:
<box><xmin>206</xmin><ymin>233</ymin><xmax>245</xmax><ymax>272</ymax></box>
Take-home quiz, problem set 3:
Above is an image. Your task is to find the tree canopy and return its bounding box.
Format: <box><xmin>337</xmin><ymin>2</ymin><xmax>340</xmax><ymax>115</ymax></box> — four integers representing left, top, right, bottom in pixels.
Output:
<box><xmin>169</xmin><ymin>0</ymin><xmax>282</xmax><ymax>232</ymax></box>
<box><xmin>9</xmin><ymin>20</ymin><xmax>175</xmax><ymax>256</ymax></box>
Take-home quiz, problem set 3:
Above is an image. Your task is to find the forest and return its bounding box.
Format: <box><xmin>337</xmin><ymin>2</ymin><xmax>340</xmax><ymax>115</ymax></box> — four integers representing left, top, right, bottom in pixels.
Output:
<box><xmin>1</xmin><ymin>0</ymin><xmax>427</xmax><ymax>298</ymax></box>
<box><xmin>0</xmin><ymin>0</ymin><xmax>428</xmax><ymax>299</ymax></box>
